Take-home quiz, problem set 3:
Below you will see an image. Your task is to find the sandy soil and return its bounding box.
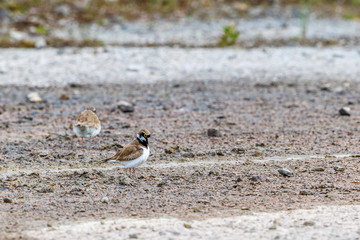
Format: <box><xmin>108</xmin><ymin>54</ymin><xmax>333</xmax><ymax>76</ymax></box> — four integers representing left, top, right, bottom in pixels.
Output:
<box><xmin>1</xmin><ymin>80</ymin><xmax>359</xmax><ymax>239</ymax></box>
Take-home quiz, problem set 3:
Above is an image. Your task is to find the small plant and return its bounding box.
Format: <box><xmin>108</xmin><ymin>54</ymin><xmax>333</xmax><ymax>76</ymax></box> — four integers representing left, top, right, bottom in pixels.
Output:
<box><xmin>300</xmin><ymin>0</ymin><xmax>313</xmax><ymax>43</ymax></box>
<box><xmin>35</xmin><ymin>26</ymin><xmax>47</xmax><ymax>35</ymax></box>
<box><xmin>218</xmin><ymin>25</ymin><xmax>239</xmax><ymax>47</ymax></box>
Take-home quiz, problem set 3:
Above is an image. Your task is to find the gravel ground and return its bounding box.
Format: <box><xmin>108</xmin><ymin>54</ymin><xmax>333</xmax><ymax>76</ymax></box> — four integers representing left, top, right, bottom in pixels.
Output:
<box><xmin>1</xmin><ymin>46</ymin><xmax>360</xmax><ymax>87</ymax></box>
<box><xmin>1</xmin><ymin>80</ymin><xmax>360</xmax><ymax>239</ymax></box>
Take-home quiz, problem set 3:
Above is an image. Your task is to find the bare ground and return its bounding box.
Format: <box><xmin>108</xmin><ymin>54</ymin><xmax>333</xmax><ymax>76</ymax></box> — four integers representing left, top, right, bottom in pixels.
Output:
<box><xmin>1</xmin><ymin>80</ymin><xmax>360</xmax><ymax>239</ymax></box>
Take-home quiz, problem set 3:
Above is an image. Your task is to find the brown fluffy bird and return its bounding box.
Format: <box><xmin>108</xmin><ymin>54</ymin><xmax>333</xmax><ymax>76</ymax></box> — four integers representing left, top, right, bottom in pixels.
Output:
<box><xmin>72</xmin><ymin>106</ymin><xmax>101</xmax><ymax>149</ymax></box>
<box><xmin>101</xmin><ymin>129</ymin><xmax>151</xmax><ymax>177</ymax></box>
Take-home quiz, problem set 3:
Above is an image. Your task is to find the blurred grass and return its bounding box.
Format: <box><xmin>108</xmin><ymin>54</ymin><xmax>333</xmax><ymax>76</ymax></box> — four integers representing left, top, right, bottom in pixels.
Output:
<box><xmin>1</xmin><ymin>0</ymin><xmax>360</xmax><ymax>24</ymax></box>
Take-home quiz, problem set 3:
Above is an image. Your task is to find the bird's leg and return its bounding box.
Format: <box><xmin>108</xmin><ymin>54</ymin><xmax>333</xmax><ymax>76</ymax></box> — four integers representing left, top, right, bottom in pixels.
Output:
<box><xmin>134</xmin><ymin>169</ymin><xmax>137</xmax><ymax>179</ymax></box>
<box><xmin>90</xmin><ymin>136</ymin><xmax>92</xmax><ymax>149</ymax></box>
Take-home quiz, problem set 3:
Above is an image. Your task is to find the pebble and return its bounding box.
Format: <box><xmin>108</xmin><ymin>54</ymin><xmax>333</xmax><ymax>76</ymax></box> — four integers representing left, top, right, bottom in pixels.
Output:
<box><xmin>117</xmin><ymin>100</ymin><xmax>134</xmax><ymax>113</ymax></box>
<box><xmin>231</xmin><ymin>148</ymin><xmax>245</xmax><ymax>154</ymax></box>
<box><xmin>334</xmin><ymin>166</ymin><xmax>345</xmax><ymax>172</ymax></box>
<box><xmin>249</xmin><ymin>176</ymin><xmax>261</xmax><ymax>182</ymax></box>
<box><xmin>182</xmin><ymin>152</ymin><xmax>195</xmax><ymax>158</ymax></box>
<box><xmin>207</xmin><ymin>128</ymin><xmax>221</xmax><ymax>137</ymax></box>
<box><xmin>60</xmin><ymin>93</ymin><xmax>70</xmax><ymax>100</ymax></box>
<box><xmin>27</xmin><ymin>92</ymin><xmax>43</xmax><ymax>103</ymax></box>
<box><xmin>216</xmin><ymin>150</ymin><xmax>224</xmax><ymax>156</ymax></box>
<box><xmin>312</xmin><ymin>167</ymin><xmax>325</xmax><ymax>172</ymax></box>
<box><xmin>339</xmin><ymin>107</ymin><xmax>351</xmax><ymax>116</ymax></box>
<box><xmin>129</xmin><ymin>234</ymin><xmax>138</xmax><ymax>239</ymax></box>
<box><xmin>299</xmin><ymin>190</ymin><xmax>313</xmax><ymax>195</ymax></box>
<box><xmin>183</xmin><ymin>223</ymin><xmax>192</xmax><ymax>229</ymax></box>
<box><xmin>101</xmin><ymin>196</ymin><xmax>109</xmax><ymax>204</ymax></box>
<box><xmin>303</xmin><ymin>221</ymin><xmax>315</xmax><ymax>226</ymax></box>
<box><xmin>3</xmin><ymin>197</ymin><xmax>12</xmax><ymax>203</ymax></box>
<box><xmin>278</xmin><ymin>168</ymin><xmax>293</xmax><ymax>177</ymax></box>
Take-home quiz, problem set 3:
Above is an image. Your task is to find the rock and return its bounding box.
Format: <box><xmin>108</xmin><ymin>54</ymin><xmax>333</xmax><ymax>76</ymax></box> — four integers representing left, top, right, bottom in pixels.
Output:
<box><xmin>164</xmin><ymin>149</ymin><xmax>173</xmax><ymax>154</ymax></box>
<box><xmin>27</xmin><ymin>92</ymin><xmax>43</xmax><ymax>103</ymax></box>
<box><xmin>3</xmin><ymin>197</ymin><xmax>12</xmax><ymax>203</ymax></box>
<box><xmin>216</xmin><ymin>150</ymin><xmax>224</xmax><ymax>156</ymax></box>
<box><xmin>196</xmin><ymin>151</ymin><xmax>206</xmax><ymax>156</ymax></box>
<box><xmin>231</xmin><ymin>148</ymin><xmax>245</xmax><ymax>154</ymax></box>
<box><xmin>303</xmin><ymin>221</ymin><xmax>315</xmax><ymax>226</ymax></box>
<box><xmin>312</xmin><ymin>167</ymin><xmax>325</xmax><ymax>172</ymax></box>
<box><xmin>101</xmin><ymin>196</ymin><xmax>109</xmax><ymax>204</ymax></box>
<box><xmin>183</xmin><ymin>223</ymin><xmax>192</xmax><ymax>229</ymax></box>
<box><xmin>208</xmin><ymin>170</ymin><xmax>219</xmax><ymax>176</ymax></box>
<box><xmin>255</xmin><ymin>143</ymin><xmax>265</xmax><ymax>147</ymax></box>
<box><xmin>339</xmin><ymin>107</ymin><xmax>351</xmax><ymax>116</ymax></box>
<box><xmin>235</xmin><ymin>177</ymin><xmax>242</xmax><ymax>182</ymax></box>
<box><xmin>249</xmin><ymin>176</ymin><xmax>261</xmax><ymax>182</ymax></box>
<box><xmin>60</xmin><ymin>94</ymin><xmax>69</xmax><ymax>100</ymax></box>
<box><xmin>299</xmin><ymin>190</ymin><xmax>313</xmax><ymax>195</ymax></box>
<box><xmin>278</xmin><ymin>168</ymin><xmax>293</xmax><ymax>177</ymax></box>
<box><xmin>207</xmin><ymin>128</ymin><xmax>221</xmax><ymax>137</ymax></box>
<box><xmin>157</xmin><ymin>182</ymin><xmax>167</xmax><ymax>187</ymax></box>
<box><xmin>117</xmin><ymin>100</ymin><xmax>134</xmax><ymax>113</ymax></box>
<box><xmin>334</xmin><ymin>166</ymin><xmax>345</xmax><ymax>172</ymax></box>
<box><xmin>129</xmin><ymin>233</ymin><xmax>138</xmax><ymax>239</ymax></box>
<box><xmin>182</xmin><ymin>152</ymin><xmax>195</xmax><ymax>158</ymax></box>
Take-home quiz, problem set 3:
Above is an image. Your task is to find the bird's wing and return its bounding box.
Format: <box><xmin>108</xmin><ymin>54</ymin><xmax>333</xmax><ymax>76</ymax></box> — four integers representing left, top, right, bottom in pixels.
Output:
<box><xmin>107</xmin><ymin>144</ymin><xmax>143</xmax><ymax>162</ymax></box>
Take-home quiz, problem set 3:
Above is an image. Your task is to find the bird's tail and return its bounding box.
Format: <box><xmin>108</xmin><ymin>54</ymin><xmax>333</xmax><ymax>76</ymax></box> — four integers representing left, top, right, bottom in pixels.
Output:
<box><xmin>101</xmin><ymin>156</ymin><xmax>113</xmax><ymax>162</ymax></box>
<box><xmin>101</xmin><ymin>156</ymin><xmax>121</xmax><ymax>163</ymax></box>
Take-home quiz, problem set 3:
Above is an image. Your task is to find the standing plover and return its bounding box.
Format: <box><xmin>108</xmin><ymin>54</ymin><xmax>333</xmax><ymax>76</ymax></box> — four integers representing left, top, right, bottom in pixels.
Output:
<box><xmin>72</xmin><ymin>107</ymin><xmax>101</xmax><ymax>149</ymax></box>
<box><xmin>101</xmin><ymin>129</ymin><xmax>151</xmax><ymax>177</ymax></box>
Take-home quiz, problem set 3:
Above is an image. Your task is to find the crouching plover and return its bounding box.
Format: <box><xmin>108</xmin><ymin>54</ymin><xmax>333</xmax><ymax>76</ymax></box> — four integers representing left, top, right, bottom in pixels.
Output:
<box><xmin>72</xmin><ymin>106</ymin><xmax>101</xmax><ymax>149</ymax></box>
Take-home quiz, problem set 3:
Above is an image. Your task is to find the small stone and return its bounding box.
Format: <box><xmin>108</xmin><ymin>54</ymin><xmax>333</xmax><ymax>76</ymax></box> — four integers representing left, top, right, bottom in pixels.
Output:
<box><xmin>129</xmin><ymin>234</ymin><xmax>138</xmax><ymax>239</ymax></box>
<box><xmin>182</xmin><ymin>152</ymin><xmax>195</xmax><ymax>158</ymax></box>
<box><xmin>241</xmin><ymin>207</ymin><xmax>250</xmax><ymax>210</ymax></box>
<box><xmin>299</xmin><ymin>190</ymin><xmax>313</xmax><ymax>195</ymax></box>
<box><xmin>196</xmin><ymin>151</ymin><xmax>206</xmax><ymax>156</ymax></box>
<box><xmin>303</xmin><ymin>221</ymin><xmax>315</xmax><ymax>226</ymax></box>
<box><xmin>249</xmin><ymin>176</ymin><xmax>261</xmax><ymax>182</ymax></box>
<box><xmin>312</xmin><ymin>167</ymin><xmax>325</xmax><ymax>172</ymax></box>
<box><xmin>278</xmin><ymin>168</ymin><xmax>293</xmax><ymax>177</ymax></box>
<box><xmin>207</xmin><ymin>128</ymin><xmax>221</xmax><ymax>137</ymax></box>
<box><xmin>208</xmin><ymin>170</ymin><xmax>219</xmax><ymax>176</ymax></box>
<box><xmin>101</xmin><ymin>196</ymin><xmax>109</xmax><ymax>204</ymax></box>
<box><xmin>235</xmin><ymin>177</ymin><xmax>242</xmax><ymax>182</ymax></box>
<box><xmin>60</xmin><ymin>94</ymin><xmax>69</xmax><ymax>100</ymax></box>
<box><xmin>216</xmin><ymin>150</ymin><xmax>224</xmax><ymax>156</ymax></box>
<box><xmin>231</xmin><ymin>148</ymin><xmax>245</xmax><ymax>154</ymax></box>
<box><xmin>339</xmin><ymin>107</ymin><xmax>351</xmax><ymax>116</ymax></box>
<box><xmin>334</xmin><ymin>166</ymin><xmax>345</xmax><ymax>172</ymax></box>
<box><xmin>3</xmin><ymin>197</ymin><xmax>12</xmax><ymax>203</ymax></box>
<box><xmin>47</xmin><ymin>223</ymin><xmax>52</xmax><ymax>227</ymax></box>
<box><xmin>164</xmin><ymin>149</ymin><xmax>173</xmax><ymax>154</ymax></box>
<box><xmin>117</xmin><ymin>100</ymin><xmax>134</xmax><ymax>113</ymax></box>
<box><xmin>183</xmin><ymin>223</ymin><xmax>192</xmax><ymax>229</ymax></box>
<box><xmin>27</xmin><ymin>92</ymin><xmax>43</xmax><ymax>103</ymax></box>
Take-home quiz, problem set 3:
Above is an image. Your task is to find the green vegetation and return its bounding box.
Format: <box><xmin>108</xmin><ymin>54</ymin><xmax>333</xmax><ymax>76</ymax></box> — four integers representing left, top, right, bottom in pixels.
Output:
<box><xmin>218</xmin><ymin>25</ymin><xmax>240</xmax><ymax>47</ymax></box>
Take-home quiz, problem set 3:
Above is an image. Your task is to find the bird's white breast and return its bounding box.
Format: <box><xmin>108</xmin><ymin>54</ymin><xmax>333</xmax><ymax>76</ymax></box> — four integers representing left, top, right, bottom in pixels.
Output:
<box><xmin>122</xmin><ymin>146</ymin><xmax>150</xmax><ymax>168</ymax></box>
<box><xmin>73</xmin><ymin>125</ymin><xmax>101</xmax><ymax>138</ymax></box>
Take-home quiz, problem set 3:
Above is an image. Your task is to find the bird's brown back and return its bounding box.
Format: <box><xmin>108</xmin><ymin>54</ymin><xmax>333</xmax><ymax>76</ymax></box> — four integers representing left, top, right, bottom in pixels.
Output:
<box><xmin>74</xmin><ymin>110</ymin><xmax>100</xmax><ymax>129</ymax></box>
